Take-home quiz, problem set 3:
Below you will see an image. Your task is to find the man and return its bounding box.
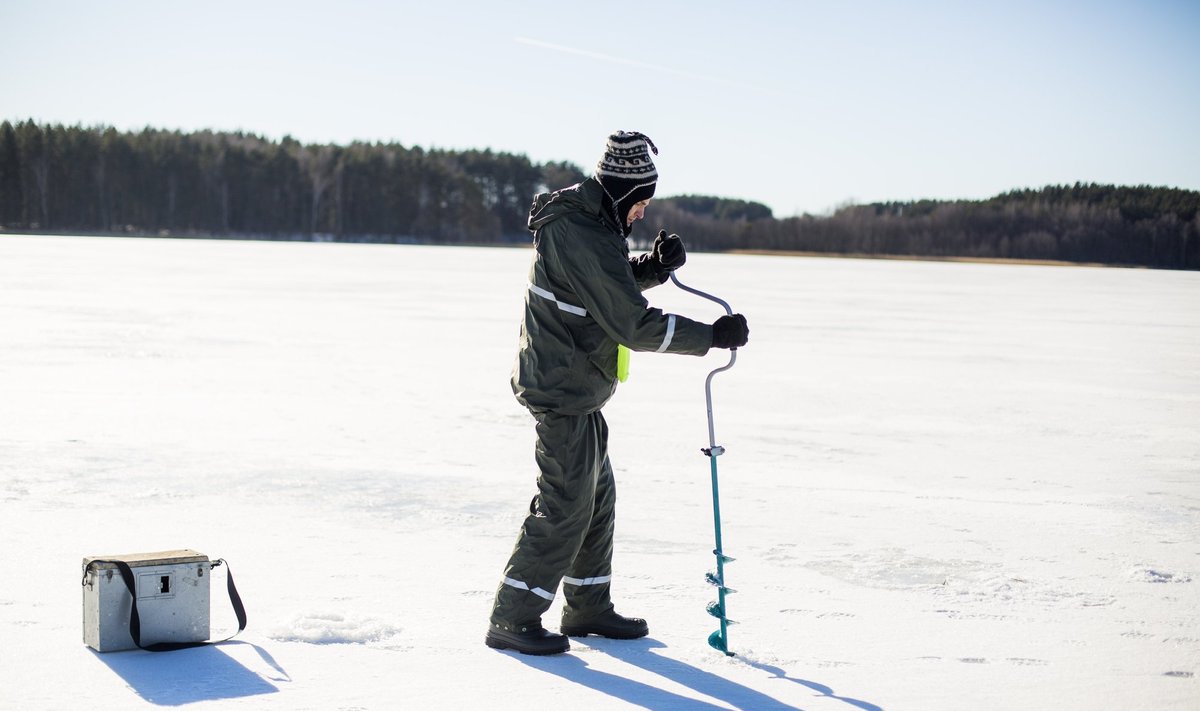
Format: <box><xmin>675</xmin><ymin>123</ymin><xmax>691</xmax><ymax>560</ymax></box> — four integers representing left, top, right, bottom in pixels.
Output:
<box><xmin>486</xmin><ymin>131</ymin><xmax>750</xmax><ymax>655</ymax></box>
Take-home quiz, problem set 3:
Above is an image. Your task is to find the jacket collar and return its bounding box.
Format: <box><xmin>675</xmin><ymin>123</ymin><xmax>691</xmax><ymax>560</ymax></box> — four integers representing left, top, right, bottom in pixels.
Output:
<box><xmin>527</xmin><ymin>178</ymin><xmax>624</xmax><ymax>238</ymax></box>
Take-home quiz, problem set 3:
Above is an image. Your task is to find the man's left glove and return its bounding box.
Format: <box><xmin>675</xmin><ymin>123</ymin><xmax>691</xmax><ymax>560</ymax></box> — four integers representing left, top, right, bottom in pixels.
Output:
<box><xmin>652</xmin><ymin>230</ymin><xmax>686</xmax><ymax>276</ymax></box>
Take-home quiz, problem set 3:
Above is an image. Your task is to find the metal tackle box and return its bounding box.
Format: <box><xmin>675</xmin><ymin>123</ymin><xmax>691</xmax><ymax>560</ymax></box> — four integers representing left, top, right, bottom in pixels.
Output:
<box><xmin>82</xmin><ymin>549</ymin><xmax>211</xmax><ymax>652</ymax></box>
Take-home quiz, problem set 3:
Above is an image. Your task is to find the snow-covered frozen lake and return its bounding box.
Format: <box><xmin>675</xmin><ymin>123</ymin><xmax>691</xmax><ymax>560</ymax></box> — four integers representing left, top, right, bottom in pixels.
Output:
<box><xmin>1</xmin><ymin>234</ymin><xmax>1197</xmax><ymax>710</ymax></box>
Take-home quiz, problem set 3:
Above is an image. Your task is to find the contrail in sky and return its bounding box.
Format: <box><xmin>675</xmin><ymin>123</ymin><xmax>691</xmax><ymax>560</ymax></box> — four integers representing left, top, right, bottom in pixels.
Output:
<box><xmin>514</xmin><ymin>36</ymin><xmax>781</xmax><ymax>96</ymax></box>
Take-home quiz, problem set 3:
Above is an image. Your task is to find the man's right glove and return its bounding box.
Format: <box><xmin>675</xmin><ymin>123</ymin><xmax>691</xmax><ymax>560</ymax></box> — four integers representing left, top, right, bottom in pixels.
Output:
<box><xmin>711</xmin><ymin>313</ymin><xmax>749</xmax><ymax>349</ymax></box>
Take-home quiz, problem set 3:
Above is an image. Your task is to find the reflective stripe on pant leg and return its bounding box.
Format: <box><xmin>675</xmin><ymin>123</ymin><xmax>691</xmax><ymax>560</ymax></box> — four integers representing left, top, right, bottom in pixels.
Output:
<box><xmin>502</xmin><ymin>576</ymin><xmax>556</xmax><ymax>601</ymax></box>
<box><xmin>562</xmin><ymin>575</ymin><xmax>612</xmax><ymax>586</ymax></box>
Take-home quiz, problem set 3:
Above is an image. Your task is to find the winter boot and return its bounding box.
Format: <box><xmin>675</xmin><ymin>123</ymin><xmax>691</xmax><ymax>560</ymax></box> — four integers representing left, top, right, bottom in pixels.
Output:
<box><xmin>485</xmin><ymin>622</ymin><xmax>570</xmax><ymax>655</ymax></box>
<box><xmin>560</xmin><ymin>609</ymin><xmax>649</xmax><ymax>639</ymax></box>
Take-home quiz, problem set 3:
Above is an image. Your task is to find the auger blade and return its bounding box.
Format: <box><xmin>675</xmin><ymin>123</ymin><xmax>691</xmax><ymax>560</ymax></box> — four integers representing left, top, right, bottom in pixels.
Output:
<box><xmin>706</xmin><ymin>601</ymin><xmax>738</xmax><ymax>623</ymax></box>
<box><xmin>704</xmin><ymin>571</ymin><xmax>738</xmax><ymax>593</ymax></box>
<box><xmin>713</xmin><ymin>550</ymin><xmax>736</xmax><ymax>564</ymax></box>
<box><xmin>708</xmin><ymin>630</ymin><xmax>733</xmax><ymax>655</ymax></box>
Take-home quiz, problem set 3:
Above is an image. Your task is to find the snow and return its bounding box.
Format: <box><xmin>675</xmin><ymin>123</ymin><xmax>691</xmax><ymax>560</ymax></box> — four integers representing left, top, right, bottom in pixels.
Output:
<box><xmin>1</xmin><ymin>234</ymin><xmax>1197</xmax><ymax>710</ymax></box>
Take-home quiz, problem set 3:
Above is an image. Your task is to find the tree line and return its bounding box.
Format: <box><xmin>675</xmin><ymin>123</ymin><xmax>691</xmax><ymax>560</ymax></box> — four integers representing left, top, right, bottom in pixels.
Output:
<box><xmin>2</xmin><ymin>120</ymin><xmax>1197</xmax><ymax>269</ymax></box>
<box><xmin>0</xmin><ymin>119</ymin><xmax>583</xmax><ymax>244</ymax></box>
<box><xmin>670</xmin><ymin>184</ymin><xmax>1198</xmax><ymax>269</ymax></box>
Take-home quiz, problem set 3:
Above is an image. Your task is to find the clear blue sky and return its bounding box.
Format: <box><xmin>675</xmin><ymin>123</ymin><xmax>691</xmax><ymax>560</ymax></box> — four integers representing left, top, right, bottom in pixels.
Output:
<box><xmin>3</xmin><ymin>0</ymin><xmax>1197</xmax><ymax>217</ymax></box>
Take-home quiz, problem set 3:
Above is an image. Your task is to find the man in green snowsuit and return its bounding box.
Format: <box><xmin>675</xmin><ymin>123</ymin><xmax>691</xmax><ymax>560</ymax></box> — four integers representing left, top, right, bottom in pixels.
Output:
<box><xmin>486</xmin><ymin>131</ymin><xmax>750</xmax><ymax>655</ymax></box>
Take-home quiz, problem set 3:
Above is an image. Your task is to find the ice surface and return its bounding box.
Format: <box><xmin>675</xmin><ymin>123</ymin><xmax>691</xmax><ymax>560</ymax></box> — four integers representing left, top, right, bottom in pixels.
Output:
<box><xmin>1</xmin><ymin>234</ymin><xmax>1197</xmax><ymax>709</ymax></box>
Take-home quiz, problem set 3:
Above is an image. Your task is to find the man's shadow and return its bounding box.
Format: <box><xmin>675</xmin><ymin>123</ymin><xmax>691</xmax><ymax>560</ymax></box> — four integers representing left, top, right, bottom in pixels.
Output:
<box><xmin>90</xmin><ymin>641</ymin><xmax>289</xmax><ymax>706</ymax></box>
<box><xmin>509</xmin><ymin>637</ymin><xmax>883</xmax><ymax>711</ymax></box>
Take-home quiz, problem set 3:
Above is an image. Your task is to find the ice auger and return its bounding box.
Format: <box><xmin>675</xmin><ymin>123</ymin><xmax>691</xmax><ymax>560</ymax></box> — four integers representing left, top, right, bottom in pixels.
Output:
<box><xmin>670</xmin><ymin>271</ymin><xmax>738</xmax><ymax>656</ymax></box>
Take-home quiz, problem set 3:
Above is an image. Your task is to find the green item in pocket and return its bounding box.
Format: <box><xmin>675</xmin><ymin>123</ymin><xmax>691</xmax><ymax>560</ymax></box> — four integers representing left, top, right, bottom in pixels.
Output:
<box><xmin>617</xmin><ymin>345</ymin><xmax>630</xmax><ymax>382</ymax></box>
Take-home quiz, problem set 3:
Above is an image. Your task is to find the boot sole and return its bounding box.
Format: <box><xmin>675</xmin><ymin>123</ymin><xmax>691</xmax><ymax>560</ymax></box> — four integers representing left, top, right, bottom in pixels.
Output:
<box><xmin>485</xmin><ymin>632</ymin><xmax>569</xmax><ymax>655</ymax></box>
<box><xmin>559</xmin><ymin>625</ymin><xmax>649</xmax><ymax>640</ymax></box>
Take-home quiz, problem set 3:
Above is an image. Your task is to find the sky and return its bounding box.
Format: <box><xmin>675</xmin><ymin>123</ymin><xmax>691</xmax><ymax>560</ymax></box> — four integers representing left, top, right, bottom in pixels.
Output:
<box><xmin>2</xmin><ymin>0</ymin><xmax>1198</xmax><ymax>217</ymax></box>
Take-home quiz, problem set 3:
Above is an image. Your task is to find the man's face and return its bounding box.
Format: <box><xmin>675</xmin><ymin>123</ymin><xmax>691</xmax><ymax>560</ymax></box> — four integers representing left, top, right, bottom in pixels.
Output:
<box><xmin>626</xmin><ymin>199</ymin><xmax>652</xmax><ymax>226</ymax></box>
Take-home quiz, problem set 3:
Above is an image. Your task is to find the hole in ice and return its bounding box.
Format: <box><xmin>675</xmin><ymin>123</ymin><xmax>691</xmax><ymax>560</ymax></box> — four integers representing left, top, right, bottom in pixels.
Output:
<box><xmin>269</xmin><ymin>612</ymin><xmax>404</xmax><ymax>645</ymax></box>
<box><xmin>1130</xmin><ymin>568</ymin><xmax>1192</xmax><ymax>584</ymax></box>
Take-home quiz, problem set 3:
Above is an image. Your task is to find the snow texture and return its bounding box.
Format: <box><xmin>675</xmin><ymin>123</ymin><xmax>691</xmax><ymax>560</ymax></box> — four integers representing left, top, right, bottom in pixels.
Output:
<box><xmin>1</xmin><ymin>234</ymin><xmax>1197</xmax><ymax>710</ymax></box>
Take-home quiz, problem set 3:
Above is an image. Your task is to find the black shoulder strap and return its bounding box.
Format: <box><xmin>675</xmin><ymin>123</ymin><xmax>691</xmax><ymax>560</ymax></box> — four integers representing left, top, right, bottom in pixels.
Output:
<box><xmin>85</xmin><ymin>558</ymin><xmax>247</xmax><ymax>652</ymax></box>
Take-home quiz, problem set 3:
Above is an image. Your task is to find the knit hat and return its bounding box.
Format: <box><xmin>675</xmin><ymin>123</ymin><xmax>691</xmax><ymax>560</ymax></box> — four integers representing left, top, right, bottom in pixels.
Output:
<box><xmin>595</xmin><ymin>131</ymin><xmax>659</xmax><ymax>233</ymax></box>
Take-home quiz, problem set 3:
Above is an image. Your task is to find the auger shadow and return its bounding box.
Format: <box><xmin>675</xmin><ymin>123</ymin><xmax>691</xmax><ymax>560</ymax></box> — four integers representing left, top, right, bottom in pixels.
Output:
<box><xmin>740</xmin><ymin>657</ymin><xmax>884</xmax><ymax>711</ymax></box>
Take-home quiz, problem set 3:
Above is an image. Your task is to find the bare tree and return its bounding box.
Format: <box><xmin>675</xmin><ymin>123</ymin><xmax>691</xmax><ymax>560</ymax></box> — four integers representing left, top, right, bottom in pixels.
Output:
<box><xmin>298</xmin><ymin>144</ymin><xmax>340</xmax><ymax>236</ymax></box>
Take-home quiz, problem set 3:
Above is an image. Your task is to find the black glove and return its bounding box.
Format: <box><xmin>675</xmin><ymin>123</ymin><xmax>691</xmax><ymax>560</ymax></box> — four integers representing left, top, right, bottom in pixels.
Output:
<box><xmin>711</xmin><ymin>314</ymin><xmax>749</xmax><ymax>349</ymax></box>
<box><xmin>652</xmin><ymin>230</ymin><xmax>686</xmax><ymax>273</ymax></box>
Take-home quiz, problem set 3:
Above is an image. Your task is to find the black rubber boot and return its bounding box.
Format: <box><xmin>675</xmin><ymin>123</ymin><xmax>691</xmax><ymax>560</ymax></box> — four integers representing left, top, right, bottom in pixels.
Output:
<box><xmin>485</xmin><ymin>623</ymin><xmax>570</xmax><ymax>655</ymax></box>
<box><xmin>560</xmin><ymin>610</ymin><xmax>649</xmax><ymax>639</ymax></box>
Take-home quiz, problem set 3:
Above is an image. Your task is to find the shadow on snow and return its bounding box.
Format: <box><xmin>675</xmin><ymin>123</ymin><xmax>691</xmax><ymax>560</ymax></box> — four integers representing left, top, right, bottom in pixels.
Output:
<box><xmin>508</xmin><ymin>636</ymin><xmax>883</xmax><ymax>711</ymax></box>
<box><xmin>89</xmin><ymin>641</ymin><xmax>289</xmax><ymax>706</ymax></box>
<box><xmin>740</xmin><ymin>657</ymin><xmax>884</xmax><ymax>711</ymax></box>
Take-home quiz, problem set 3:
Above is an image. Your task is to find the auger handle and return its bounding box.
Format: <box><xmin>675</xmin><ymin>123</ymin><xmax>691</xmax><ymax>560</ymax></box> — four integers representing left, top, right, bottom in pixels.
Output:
<box><xmin>670</xmin><ymin>271</ymin><xmax>734</xmax><ymax>318</ymax></box>
<box><xmin>670</xmin><ymin>272</ymin><xmax>736</xmax><ymax>451</ymax></box>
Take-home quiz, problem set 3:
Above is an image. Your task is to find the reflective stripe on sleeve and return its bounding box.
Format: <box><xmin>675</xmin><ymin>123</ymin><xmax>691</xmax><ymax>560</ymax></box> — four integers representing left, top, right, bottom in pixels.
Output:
<box><xmin>655</xmin><ymin>314</ymin><xmax>676</xmax><ymax>353</ymax></box>
<box><xmin>529</xmin><ymin>283</ymin><xmax>587</xmax><ymax>317</ymax></box>
<box><xmin>562</xmin><ymin>575</ymin><xmax>612</xmax><ymax>586</ymax></box>
<box><xmin>503</xmin><ymin>576</ymin><xmax>556</xmax><ymax>601</ymax></box>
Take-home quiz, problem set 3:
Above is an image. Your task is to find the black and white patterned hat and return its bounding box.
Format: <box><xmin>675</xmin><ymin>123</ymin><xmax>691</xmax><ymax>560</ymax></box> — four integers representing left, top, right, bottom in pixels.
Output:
<box><xmin>595</xmin><ymin>131</ymin><xmax>659</xmax><ymax>229</ymax></box>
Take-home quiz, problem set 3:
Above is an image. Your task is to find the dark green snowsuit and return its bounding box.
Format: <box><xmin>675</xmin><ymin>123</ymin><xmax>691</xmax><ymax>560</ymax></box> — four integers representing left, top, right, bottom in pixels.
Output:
<box><xmin>490</xmin><ymin>177</ymin><xmax>713</xmax><ymax>632</ymax></box>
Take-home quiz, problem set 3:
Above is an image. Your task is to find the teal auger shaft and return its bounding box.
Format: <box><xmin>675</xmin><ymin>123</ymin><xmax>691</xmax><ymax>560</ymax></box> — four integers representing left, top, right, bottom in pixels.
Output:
<box><xmin>670</xmin><ymin>272</ymin><xmax>737</xmax><ymax>656</ymax></box>
<box><xmin>709</xmin><ymin>452</ymin><xmax>733</xmax><ymax>655</ymax></box>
